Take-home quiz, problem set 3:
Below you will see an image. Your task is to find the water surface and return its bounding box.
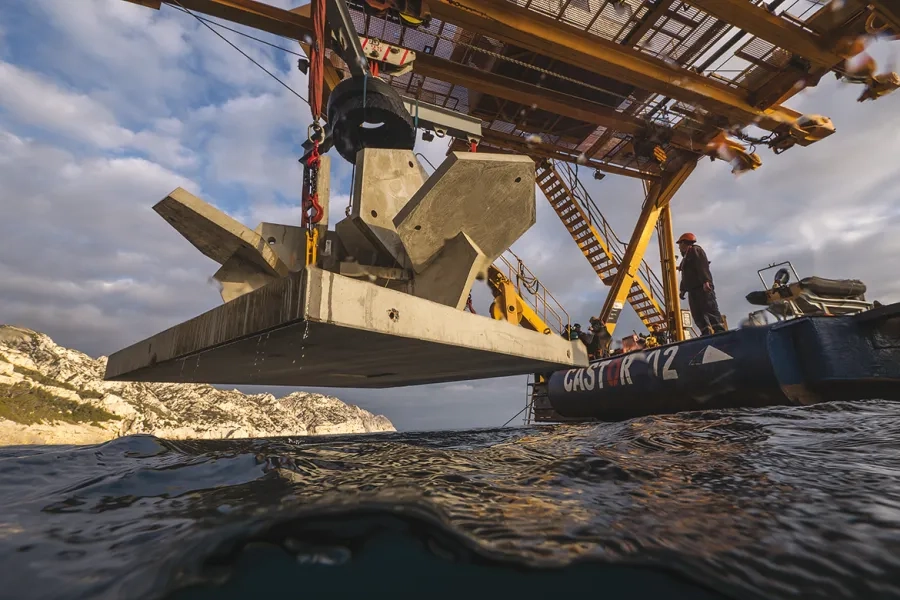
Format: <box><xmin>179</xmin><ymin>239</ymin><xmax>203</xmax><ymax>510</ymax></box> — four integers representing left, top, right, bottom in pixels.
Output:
<box><xmin>3</xmin><ymin>400</ymin><xmax>900</xmax><ymax>599</ymax></box>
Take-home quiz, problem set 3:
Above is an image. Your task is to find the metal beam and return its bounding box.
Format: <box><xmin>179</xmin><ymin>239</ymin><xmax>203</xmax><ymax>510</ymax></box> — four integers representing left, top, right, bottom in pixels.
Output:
<box><xmin>291</xmin><ymin>4</ymin><xmax>344</xmax><ymax>106</ymax></box>
<box><xmin>478</xmin><ymin>129</ymin><xmax>661</xmax><ymax>181</ymax></box>
<box><xmin>146</xmin><ymin>0</ymin><xmax>798</xmax><ymax>137</ymax></box>
<box><xmin>869</xmin><ymin>0</ymin><xmax>900</xmax><ymax>32</ymax></box>
<box><xmin>162</xmin><ymin>0</ymin><xmax>313</xmax><ymax>40</ymax></box>
<box><xmin>325</xmin><ymin>0</ymin><xmax>369</xmax><ymax>77</ymax></box>
<box><xmin>401</xmin><ymin>96</ymin><xmax>483</xmax><ymax>143</ymax></box>
<box><xmin>414</xmin><ymin>54</ymin><xmax>702</xmax><ymax>152</ymax></box>
<box><xmin>429</xmin><ymin>0</ymin><xmax>801</xmax><ymax>131</ymax></box>
<box><xmin>656</xmin><ymin>203</ymin><xmax>684</xmax><ymax>341</ymax></box>
<box><xmin>686</xmin><ymin>0</ymin><xmax>844</xmax><ymax>68</ymax></box>
<box><xmin>622</xmin><ymin>0</ymin><xmax>676</xmax><ymax>47</ymax></box>
<box><xmin>751</xmin><ymin>0</ymin><xmax>872</xmax><ymax>109</ymax></box>
<box><xmin>415</xmin><ymin>54</ymin><xmax>637</xmax><ymax>137</ymax></box>
<box><xmin>598</xmin><ymin>157</ymin><xmax>696</xmax><ymax>335</ymax></box>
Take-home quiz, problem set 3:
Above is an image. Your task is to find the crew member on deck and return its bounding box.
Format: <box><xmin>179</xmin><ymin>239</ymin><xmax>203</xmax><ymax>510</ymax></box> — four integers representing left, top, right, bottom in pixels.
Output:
<box><xmin>677</xmin><ymin>232</ymin><xmax>726</xmax><ymax>335</ymax></box>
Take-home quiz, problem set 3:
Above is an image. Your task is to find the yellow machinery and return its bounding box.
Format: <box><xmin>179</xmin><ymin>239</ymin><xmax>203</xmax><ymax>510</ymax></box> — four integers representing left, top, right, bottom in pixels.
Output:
<box><xmin>486</xmin><ymin>251</ymin><xmax>568</xmax><ymax>338</ymax></box>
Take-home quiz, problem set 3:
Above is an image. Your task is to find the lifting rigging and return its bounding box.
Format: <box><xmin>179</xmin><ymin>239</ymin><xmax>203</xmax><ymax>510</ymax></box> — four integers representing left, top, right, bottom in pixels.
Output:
<box><xmin>111</xmin><ymin>0</ymin><xmax>900</xmax><ymax>422</ymax></box>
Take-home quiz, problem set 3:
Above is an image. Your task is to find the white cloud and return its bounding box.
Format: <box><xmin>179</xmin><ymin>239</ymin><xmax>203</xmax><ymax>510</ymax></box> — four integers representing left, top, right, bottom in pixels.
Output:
<box><xmin>0</xmin><ymin>129</ymin><xmax>220</xmax><ymax>353</ymax></box>
<box><xmin>0</xmin><ymin>61</ymin><xmax>197</xmax><ymax>169</ymax></box>
<box><xmin>191</xmin><ymin>90</ymin><xmax>310</xmax><ymax>194</ymax></box>
<box><xmin>0</xmin><ymin>61</ymin><xmax>132</xmax><ymax>147</ymax></box>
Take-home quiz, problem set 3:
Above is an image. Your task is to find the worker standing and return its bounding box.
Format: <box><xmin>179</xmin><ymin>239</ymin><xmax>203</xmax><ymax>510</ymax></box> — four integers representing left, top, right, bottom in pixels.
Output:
<box><xmin>677</xmin><ymin>233</ymin><xmax>726</xmax><ymax>335</ymax></box>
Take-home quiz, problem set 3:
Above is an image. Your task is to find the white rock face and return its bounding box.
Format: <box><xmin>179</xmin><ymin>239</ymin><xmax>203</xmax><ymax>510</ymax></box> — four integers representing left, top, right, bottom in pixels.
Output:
<box><xmin>0</xmin><ymin>325</ymin><xmax>395</xmax><ymax>445</ymax></box>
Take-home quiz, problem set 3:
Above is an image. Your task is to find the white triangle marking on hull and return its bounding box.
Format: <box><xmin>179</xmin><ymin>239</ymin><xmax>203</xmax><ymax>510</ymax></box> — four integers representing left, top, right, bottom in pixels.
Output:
<box><xmin>701</xmin><ymin>345</ymin><xmax>733</xmax><ymax>364</ymax></box>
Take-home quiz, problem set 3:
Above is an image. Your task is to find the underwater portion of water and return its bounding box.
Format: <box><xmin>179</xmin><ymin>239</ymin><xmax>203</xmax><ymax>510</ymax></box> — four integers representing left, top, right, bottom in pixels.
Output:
<box><xmin>3</xmin><ymin>400</ymin><xmax>900</xmax><ymax>600</ymax></box>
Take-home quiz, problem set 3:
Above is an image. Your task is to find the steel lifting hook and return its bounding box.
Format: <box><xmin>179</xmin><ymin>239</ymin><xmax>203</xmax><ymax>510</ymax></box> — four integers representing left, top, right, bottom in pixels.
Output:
<box><xmin>302</xmin><ymin>140</ymin><xmax>325</xmax><ymax>226</ymax></box>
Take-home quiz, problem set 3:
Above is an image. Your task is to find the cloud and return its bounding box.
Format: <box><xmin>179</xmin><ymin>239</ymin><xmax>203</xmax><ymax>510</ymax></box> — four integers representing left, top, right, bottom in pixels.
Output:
<box><xmin>0</xmin><ymin>61</ymin><xmax>196</xmax><ymax>169</ymax></box>
<box><xmin>1</xmin><ymin>0</ymin><xmax>899</xmax><ymax>432</ymax></box>
<box><xmin>0</xmin><ymin>129</ymin><xmax>220</xmax><ymax>354</ymax></box>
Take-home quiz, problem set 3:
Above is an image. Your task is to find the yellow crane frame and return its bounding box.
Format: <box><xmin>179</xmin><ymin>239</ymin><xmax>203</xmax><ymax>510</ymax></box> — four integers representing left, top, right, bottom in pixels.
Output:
<box><xmin>122</xmin><ymin>0</ymin><xmax>896</xmax><ymax>342</ymax></box>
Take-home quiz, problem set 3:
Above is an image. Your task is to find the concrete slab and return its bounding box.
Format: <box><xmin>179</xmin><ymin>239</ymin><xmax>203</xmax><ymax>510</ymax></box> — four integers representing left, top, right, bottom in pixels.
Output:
<box><xmin>105</xmin><ymin>267</ymin><xmax>588</xmax><ymax>388</ymax></box>
<box><xmin>394</xmin><ymin>153</ymin><xmax>536</xmax><ymax>273</ymax></box>
<box><xmin>334</xmin><ymin>217</ymin><xmax>388</xmax><ymax>266</ymax></box>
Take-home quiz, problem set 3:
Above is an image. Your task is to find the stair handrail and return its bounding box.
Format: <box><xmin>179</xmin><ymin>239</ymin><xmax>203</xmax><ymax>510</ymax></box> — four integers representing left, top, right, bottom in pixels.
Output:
<box><xmin>554</xmin><ymin>161</ymin><xmax>668</xmax><ymax>306</ymax></box>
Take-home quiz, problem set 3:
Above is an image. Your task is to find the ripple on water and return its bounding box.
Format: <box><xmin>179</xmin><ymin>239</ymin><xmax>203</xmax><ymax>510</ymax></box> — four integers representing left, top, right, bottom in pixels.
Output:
<box><xmin>2</xmin><ymin>401</ymin><xmax>900</xmax><ymax>599</ymax></box>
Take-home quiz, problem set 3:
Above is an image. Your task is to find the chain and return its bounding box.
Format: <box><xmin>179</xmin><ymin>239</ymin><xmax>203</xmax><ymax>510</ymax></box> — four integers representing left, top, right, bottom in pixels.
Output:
<box><xmin>302</xmin><ymin>125</ymin><xmax>325</xmax><ymax>267</ymax></box>
<box><xmin>302</xmin><ymin>143</ymin><xmax>324</xmax><ymax>228</ymax></box>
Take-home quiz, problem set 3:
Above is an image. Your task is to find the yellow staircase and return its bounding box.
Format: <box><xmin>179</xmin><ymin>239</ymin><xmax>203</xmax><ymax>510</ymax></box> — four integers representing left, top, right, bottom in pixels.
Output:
<box><xmin>535</xmin><ymin>160</ymin><xmax>668</xmax><ymax>332</ymax></box>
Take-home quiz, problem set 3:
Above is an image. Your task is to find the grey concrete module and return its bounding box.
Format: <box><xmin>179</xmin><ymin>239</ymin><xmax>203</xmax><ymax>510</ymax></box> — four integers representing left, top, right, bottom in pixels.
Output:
<box><xmin>254</xmin><ymin>223</ymin><xmax>307</xmax><ymax>272</ymax></box>
<box><xmin>410</xmin><ymin>231</ymin><xmax>489</xmax><ymax>310</ymax></box>
<box><xmin>105</xmin><ymin>267</ymin><xmax>588</xmax><ymax>388</ymax></box>
<box><xmin>394</xmin><ymin>152</ymin><xmax>536</xmax><ymax>273</ymax></box>
<box><xmin>347</xmin><ymin>148</ymin><xmax>426</xmax><ymax>268</ymax></box>
<box><xmin>154</xmin><ymin>187</ymin><xmax>288</xmax><ymax>277</ymax></box>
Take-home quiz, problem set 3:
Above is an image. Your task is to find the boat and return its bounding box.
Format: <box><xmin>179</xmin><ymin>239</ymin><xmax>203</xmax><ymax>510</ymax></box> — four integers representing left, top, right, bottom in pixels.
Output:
<box><xmin>531</xmin><ymin>262</ymin><xmax>900</xmax><ymax>423</ymax></box>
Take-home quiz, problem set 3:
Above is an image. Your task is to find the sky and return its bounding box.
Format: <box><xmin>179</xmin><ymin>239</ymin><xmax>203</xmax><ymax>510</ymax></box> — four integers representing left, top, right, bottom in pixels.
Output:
<box><xmin>1</xmin><ymin>0</ymin><xmax>899</xmax><ymax>432</ymax></box>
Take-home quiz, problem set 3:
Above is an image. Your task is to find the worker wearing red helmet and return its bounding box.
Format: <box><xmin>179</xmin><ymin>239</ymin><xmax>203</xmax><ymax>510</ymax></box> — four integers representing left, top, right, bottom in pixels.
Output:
<box><xmin>677</xmin><ymin>232</ymin><xmax>726</xmax><ymax>335</ymax></box>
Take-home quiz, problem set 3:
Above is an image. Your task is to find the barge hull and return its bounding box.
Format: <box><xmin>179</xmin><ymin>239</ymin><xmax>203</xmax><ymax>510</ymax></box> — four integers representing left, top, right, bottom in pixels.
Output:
<box><xmin>546</xmin><ymin>302</ymin><xmax>900</xmax><ymax>421</ymax></box>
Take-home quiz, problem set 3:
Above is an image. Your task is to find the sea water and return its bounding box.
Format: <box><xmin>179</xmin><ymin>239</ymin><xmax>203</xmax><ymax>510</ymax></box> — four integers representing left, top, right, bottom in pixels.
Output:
<box><xmin>3</xmin><ymin>399</ymin><xmax>900</xmax><ymax>599</ymax></box>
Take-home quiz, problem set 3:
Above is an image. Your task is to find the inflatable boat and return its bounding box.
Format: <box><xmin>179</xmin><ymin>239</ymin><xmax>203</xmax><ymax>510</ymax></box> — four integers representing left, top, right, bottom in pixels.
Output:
<box><xmin>532</xmin><ymin>263</ymin><xmax>900</xmax><ymax>422</ymax></box>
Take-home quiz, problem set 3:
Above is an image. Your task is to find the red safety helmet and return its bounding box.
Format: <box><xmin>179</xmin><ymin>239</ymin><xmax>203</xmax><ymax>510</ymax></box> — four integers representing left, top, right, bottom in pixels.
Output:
<box><xmin>676</xmin><ymin>232</ymin><xmax>697</xmax><ymax>244</ymax></box>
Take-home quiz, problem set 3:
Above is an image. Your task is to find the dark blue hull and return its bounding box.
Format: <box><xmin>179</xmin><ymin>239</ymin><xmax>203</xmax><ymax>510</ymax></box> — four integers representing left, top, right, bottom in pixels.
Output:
<box><xmin>545</xmin><ymin>302</ymin><xmax>900</xmax><ymax>421</ymax></box>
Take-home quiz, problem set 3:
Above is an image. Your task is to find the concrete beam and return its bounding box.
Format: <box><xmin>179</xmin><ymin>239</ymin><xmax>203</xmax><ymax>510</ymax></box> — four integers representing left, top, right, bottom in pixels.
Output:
<box><xmin>153</xmin><ymin>187</ymin><xmax>289</xmax><ymax>277</ymax></box>
<box><xmin>255</xmin><ymin>223</ymin><xmax>307</xmax><ymax>271</ymax></box>
<box><xmin>104</xmin><ymin>267</ymin><xmax>589</xmax><ymax>387</ymax></box>
<box><xmin>686</xmin><ymin>0</ymin><xmax>844</xmax><ymax>68</ymax></box>
<box><xmin>429</xmin><ymin>0</ymin><xmax>802</xmax><ymax>131</ymax></box>
<box><xmin>349</xmin><ymin>149</ymin><xmax>428</xmax><ymax>269</ymax></box>
<box><xmin>213</xmin><ymin>255</ymin><xmax>278</xmax><ymax>303</ymax></box>
<box><xmin>412</xmin><ymin>231</ymin><xmax>489</xmax><ymax>310</ymax></box>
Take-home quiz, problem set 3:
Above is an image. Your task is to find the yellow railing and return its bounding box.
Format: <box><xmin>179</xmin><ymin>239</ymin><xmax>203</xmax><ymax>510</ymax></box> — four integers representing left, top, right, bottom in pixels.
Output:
<box><xmin>493</xmin><ymin>249</ymin><xmax>570</xmax><ymax>336</ymax></box>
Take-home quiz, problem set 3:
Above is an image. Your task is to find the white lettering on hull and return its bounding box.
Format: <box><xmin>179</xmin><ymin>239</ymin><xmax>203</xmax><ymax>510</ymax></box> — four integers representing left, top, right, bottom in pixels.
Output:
<box><xmin>559</xmin><ymin>346</ymin><xmax>680</xmax><ymax>392</ymax></box>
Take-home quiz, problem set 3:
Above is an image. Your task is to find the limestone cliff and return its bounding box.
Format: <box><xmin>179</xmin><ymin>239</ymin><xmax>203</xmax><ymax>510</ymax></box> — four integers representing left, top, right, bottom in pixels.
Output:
<box><xmin>0</xmin><ymin>325</ymin><xmax>395</xmax><ymax>445</ymax></box>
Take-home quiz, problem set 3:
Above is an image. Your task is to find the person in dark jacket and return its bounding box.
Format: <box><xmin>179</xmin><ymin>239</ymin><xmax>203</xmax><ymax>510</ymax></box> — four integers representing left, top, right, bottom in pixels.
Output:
<box><xmin>677</xmin><ymin>232</ymin><xmax>726</xmax><ymax>335</ymax></box>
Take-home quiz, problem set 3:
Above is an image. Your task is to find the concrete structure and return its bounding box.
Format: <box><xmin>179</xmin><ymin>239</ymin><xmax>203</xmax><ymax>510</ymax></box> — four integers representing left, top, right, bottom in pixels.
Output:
<box><xmin>395</xmin><ymin>152</ymin><xmax>536</xmax><ymax>273</ymax></box>
<box><xmin>333</xmin><ymin>149</ymin><xmax>534</xmax><ymax>309</ymax></box>
<box><xmin>154</xmin><ymin>188</ymin><xmax>291</xmax><ymax>303</ymax></box>
<box><xmin>105</xmin><ymin>266</ymin><xmax>588</xmax><ymax>387</ymax></box>
<box><xmin>106</xmin><ymin>149</ymin><xmax>585</xmax><ymax>387</ymax></box>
